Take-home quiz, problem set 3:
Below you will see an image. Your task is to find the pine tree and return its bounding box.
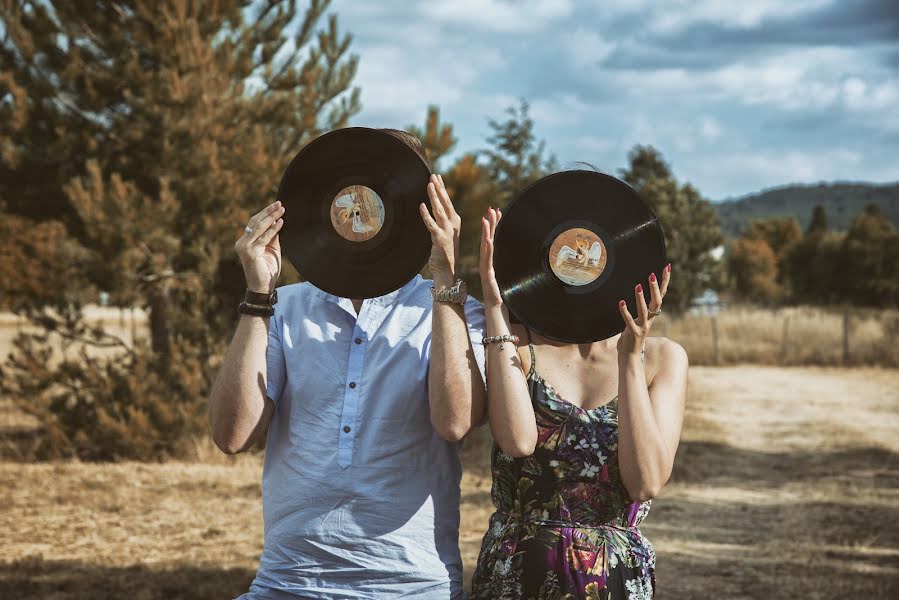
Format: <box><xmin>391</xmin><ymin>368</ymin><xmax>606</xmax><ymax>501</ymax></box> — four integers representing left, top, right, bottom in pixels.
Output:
<box><xmin>481</xmin><ymin>100</ymin><xmax>556</xmax><ymax>207</ymax></box>
<box><xmin>621</xmin><ymin>146</ymin><xmax>724</xmax><ymax>313</ymax></box>
<box><xmin>784</xmin><ymin>206</ymin><xmax>833</xmax><ymax>303</ymax></box>
<box><xmin>0</xmin><ymin>0</ymin><xmax>360</xmax><ymax>459</ymax></box>
<box><xmin>407</xmin><ymin>105</ymin><xmax>457</xmax><ymax>169</ymax></box>
<box><xmin>841</xmin><ymin>205</ymin><xmax>899</xmax><ymax>306</ymax></box>
<box><xmin>807</xmin><ymin>205</ymin><xmax>828</xmax><ymax>234</ymax></box>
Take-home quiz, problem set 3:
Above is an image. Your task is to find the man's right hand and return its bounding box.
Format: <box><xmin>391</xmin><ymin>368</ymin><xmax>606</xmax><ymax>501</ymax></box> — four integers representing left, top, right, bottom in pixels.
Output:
<box><xmin>235</xmin><ymin>201</ymin><xmax>285</xmax><ymax>293</ymax></box>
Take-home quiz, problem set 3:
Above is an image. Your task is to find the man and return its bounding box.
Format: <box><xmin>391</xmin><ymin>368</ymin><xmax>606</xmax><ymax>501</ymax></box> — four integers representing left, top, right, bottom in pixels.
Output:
<box><xmin>208</xmin><ymin>131</ymin><xmax>486</xmax><ymax>599</ymax></box>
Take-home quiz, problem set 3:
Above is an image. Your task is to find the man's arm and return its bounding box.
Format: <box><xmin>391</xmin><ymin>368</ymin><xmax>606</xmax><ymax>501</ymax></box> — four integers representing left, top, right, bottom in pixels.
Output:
<box><xmin>208</xmin><ymin>201</ymin><xmax>284</xmax><ymax>454</ymax></box>
<box><xmin>428</xmin><ymin>285</ymin><xmax>487</xmax><ymax>441</ymax></box>
<box><xmin>419</xmin><ymin>174</ymin><xmax>487</xmax><ymax>442</ymax></box>
<box><xmin>208</xmin><ymin>314</ymin><xmax>277</xmax><ymax>454</ymax></box>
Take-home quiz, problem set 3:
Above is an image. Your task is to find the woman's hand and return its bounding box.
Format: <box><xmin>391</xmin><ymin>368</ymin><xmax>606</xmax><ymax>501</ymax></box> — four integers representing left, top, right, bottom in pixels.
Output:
<box><xmin>235</xmin><ymin>201</ymin><xmax>285</xmax><ymax>293</ymax></box>
<box><xmin>617</xmin><ymin>263</ymin><xmax>671</xmax><ymax>358</ymax></box>
<box><xmin>419</xmin><ymin>174</ymin><xmax>461</xmax><ymax>287</ymax></box>
<box><xmin>479</xmin><ymin>207</ymin><xmax>504</xmax><ymax>309</ymax></box>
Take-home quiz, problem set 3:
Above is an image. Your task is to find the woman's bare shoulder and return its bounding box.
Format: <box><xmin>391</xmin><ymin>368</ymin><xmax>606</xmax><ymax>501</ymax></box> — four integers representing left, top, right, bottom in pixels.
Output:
<box><xmin>647</xmin><ymin>337</ymin><xmax>689</xmax><ymax>375</ymax></box>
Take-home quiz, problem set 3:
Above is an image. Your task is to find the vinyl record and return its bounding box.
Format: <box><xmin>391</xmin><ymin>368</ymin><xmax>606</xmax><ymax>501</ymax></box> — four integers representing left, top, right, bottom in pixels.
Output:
<box><xmin>494</xmin><ymin>170</ymin><xmax>666</xmax><ymax>343</ymax></box>
<box><xmin>276</xmin><ymin>127</ymin><xmax>432</xmax><ymax>298</ymax></box>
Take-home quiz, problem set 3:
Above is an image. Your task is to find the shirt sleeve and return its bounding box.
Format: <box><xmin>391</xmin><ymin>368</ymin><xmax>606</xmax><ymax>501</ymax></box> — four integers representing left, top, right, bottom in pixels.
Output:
<box><xmin>464</xmin><ymin>297</ymin><xmax>487</xmax><ymax>385</ymax></box>
<box><xmin>265</xmin><ymin>310</ymin><xmax>287</xmax><ymax>406</ymax></box>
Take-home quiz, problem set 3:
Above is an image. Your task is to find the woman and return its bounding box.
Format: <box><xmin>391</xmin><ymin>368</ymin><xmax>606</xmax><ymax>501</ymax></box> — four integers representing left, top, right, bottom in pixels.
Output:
<box><xmin>471</xmin><ymin>208</ymin><xmax>688</xmax><ymax>599</ymax></box>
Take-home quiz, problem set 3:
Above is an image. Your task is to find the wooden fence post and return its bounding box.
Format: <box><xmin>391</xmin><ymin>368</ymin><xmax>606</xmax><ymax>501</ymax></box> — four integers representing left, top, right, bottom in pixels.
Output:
<box><xmin>781</xmin><ymin>315</ymin><xmax>790</xmax><ymax>365</ymax></box>
<box><xmin>842</xmin><ymin>310</ymin><xmax>850</xmax><ymax>365</ymax></box>
<box><xmin>711</xmin><ymin>315</ymin><xmax>720</xmax><ymax>365</ymax></box>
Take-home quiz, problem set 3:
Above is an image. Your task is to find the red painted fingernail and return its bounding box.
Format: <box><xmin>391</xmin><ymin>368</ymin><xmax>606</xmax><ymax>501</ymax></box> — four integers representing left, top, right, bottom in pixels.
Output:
<box><xmin>619</xmin><ymin>300</ymin><xmax>626</xmax><ymax>307</ymax></box>
<box><xmin>636</xmin><ymin>284</ymin><xmax>643</xmax><ymax>293</ymax></box>
<box><xmin>666</xmin><ymin>263</ymin><xmax>672</xmax><ymax>273</ymax></box>
<box><xmin>649</xmin><ymin>273</ymin><xmax>656</xmax><ymax>283</ymax></box>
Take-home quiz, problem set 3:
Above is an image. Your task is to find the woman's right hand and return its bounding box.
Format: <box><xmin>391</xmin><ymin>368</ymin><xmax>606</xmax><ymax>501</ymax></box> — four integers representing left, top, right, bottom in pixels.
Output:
<box><xmin>235</xmin><ymin>201</ymin><xmax>285</xmax><ymax>293</ymax></box>
<box><xmin>479</xmin><ymin>207</ymin><xmax>503</xmax><ymax>309</ymax></box>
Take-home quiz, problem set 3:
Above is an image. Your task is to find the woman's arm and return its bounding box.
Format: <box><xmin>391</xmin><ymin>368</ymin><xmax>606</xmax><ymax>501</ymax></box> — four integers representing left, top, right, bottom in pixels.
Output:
<box><xmin>481</xmin><ymin>208</ymin><xmax>537</xmax><ymax>457</ymax></box>
<box><xmin>615</xmin><ymin>266</ymin><xmax>688</xmax><ymax>501</ymax></box>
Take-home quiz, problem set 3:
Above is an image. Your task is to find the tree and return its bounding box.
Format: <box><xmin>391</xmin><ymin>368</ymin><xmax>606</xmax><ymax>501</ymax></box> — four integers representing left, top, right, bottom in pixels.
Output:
<box><xmin>0</xmin><ymin>0</ymin><xmax>360</xmax><ymax>459</ymax></box>
<box><xmin>481</xmin><ymin>100</ymin><xmax>556</xmax><ymax>207</ymax></box>
<box><xmin>742</xmin><ymin>218</ymin><xmax>802</xmax><ymax>262</ymax></box>
<box><xmin>621</xmin><ymin>146</ymin><xmax>724</xmax><ymax>313</ymax></box>
<box><xmin>407</xmin><ymin>102</ymin><xmax>555</xmax><ymax>298</ymax></box>
<box><xmin>807</xmin><ymin>204</ymin><xmax>828</xmax><ymax>234</ymax></box>
<box><xmin>727</xmin><ymin>238</ymin><xmax>782</xmax><ymax>304</ymax></box>
<box><xmin>407</xmin><ymin>105</ymin><xmax>457</xmax><ymax>169</ymax></box>
<box><xmin>784</xmin><ymin>206</ymin><xmax>835</xmax><ymax>303</ymax></box>
<box><xmin>840</xmin><ymin>204</ymin><xmax>899</xmax><ymax>306</ymax></box>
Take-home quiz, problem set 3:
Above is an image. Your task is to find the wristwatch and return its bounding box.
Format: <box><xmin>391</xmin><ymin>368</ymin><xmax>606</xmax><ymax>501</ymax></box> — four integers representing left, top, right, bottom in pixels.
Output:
<box><xmin>238</xmin><ymin>288</ymin><xmax>278</xmax><ymax>317</ymax></box>
<box><xmin>431</xmin><ymin>279</ymin><xmax>468</xmax><ymax>305</ymax></box>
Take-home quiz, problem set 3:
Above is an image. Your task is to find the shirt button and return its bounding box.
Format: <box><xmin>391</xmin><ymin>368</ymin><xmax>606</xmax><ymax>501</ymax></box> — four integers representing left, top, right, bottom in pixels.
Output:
<box><xmin>355</xmin><ymin>337</ymin><xmax>362</xmax><ymax>345</ymax></box>
<box><xmin>343</xmin><ymin>426</ymin><xmax>351</xmax><ymax>433</ymax></box>
<box><xmin>349</xmin><ymin>382</ymin><xmax>357</xmax><ymax>389</ymax></box>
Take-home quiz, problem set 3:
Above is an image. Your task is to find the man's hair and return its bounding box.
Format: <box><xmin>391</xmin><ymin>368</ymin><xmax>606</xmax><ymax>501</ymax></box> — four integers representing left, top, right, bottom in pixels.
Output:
<box><xmin>380</xmin><ymin>128</ymin><xmax>430</xmax><ymax>168</ymax></box>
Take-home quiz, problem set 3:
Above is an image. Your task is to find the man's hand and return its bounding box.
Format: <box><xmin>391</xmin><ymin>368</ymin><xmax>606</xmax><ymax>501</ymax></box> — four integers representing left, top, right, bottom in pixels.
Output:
<box><xmin>419</xmin><ymin>174</ymin><xmax>461</xmax><ymax>287</ymax></box>
<box><xmin>235</xmin><ymin>201</ymin><xmax>285</xmax><ymax>293</ymax></box>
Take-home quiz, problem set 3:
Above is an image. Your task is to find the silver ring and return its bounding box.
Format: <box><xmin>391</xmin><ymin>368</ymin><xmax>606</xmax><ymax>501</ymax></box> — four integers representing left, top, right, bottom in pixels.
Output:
<box><xmin>244</xmin><ymin>225</ymin><xmax>253</xmax><ymax>235</ymax></box>
<box><xmin>650</xmin><ymin>307</ymin><xmax>662</xmax><ymax>317</ymax></box>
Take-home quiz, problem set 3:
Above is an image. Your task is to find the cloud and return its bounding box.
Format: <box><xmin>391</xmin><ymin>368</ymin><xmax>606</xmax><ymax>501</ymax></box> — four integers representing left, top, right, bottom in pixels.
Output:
<box><xmin>699</xmin><ymin>116</ymin><xmax>722</xmax><ymax>142</ymax></box>
<box><xmin>562</xmin><ymin>28</ymin><xmax>616</xmax><ymax>68</ymax></box>
<box><xmin>648</xmin><ymin>0</ymin><xmax>832</xmax><ymax>33</ymax></box>
<box><xmin>419</xmin><ymin>0</ymin><xmax>574</xmax><ymax>33</ymax></box>
<box><xmin>328</xmin><ymin>0</ymin><xmax>899</xmax><ymax>198</ymax></box>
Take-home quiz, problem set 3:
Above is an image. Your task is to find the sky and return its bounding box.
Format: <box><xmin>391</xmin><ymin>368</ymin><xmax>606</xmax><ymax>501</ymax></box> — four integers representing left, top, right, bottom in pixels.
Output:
<box><xmin>327</xmin><ymin>0</ymin><xmax>899</xmax><ymax>201</ymax></box>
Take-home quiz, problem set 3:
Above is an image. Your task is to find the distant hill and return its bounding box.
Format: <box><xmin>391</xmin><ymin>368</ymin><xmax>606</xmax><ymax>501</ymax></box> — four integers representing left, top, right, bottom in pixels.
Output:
<box><xmin>714</xmin><ymin>182</ymin><xmax>899</xmax><ymax>238</ymax></box>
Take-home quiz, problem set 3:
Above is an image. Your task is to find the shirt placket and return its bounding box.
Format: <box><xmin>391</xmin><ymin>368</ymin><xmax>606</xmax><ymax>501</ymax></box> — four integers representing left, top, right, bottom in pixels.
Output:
<box><xmin>337</xmin><ymin>314</ymin><xmax>369</xmax><ymax>469</ymax></box>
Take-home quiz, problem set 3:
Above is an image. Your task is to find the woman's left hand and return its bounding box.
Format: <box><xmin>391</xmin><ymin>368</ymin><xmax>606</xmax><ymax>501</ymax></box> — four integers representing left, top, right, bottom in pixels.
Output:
<box><xmin>617</xmin><ymin>264</ymin><xmax>671</xmax><ymax>358</ymax></box>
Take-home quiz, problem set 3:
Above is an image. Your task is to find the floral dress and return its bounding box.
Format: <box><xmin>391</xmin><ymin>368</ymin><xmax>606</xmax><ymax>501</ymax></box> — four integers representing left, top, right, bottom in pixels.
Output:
<box><xmin>470</xmin><ymin>343</ymin><xmax>656</xmax><ymax>600</ymax></box>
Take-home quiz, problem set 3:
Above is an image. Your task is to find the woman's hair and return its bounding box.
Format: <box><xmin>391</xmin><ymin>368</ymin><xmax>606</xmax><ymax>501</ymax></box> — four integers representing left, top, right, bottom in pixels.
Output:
<box><xmin>380</xmin><ymin>128</ymin><xmax>430</xmax><ymax>168</ymax></box>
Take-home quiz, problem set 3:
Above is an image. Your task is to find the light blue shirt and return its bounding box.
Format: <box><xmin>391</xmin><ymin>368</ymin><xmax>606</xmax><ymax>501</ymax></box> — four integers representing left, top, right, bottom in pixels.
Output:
<box><xmin>239</xmin><ymin>275</ymin><xmax>486</xmax><ymax>600</ymax></box>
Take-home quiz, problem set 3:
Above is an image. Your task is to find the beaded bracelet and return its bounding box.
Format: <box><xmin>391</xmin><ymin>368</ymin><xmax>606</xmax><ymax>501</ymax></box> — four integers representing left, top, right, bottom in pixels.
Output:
<box><xmin>482</xmin><ymin>334</ymin><xmax>520</xmax><ymax>350</ymax></box>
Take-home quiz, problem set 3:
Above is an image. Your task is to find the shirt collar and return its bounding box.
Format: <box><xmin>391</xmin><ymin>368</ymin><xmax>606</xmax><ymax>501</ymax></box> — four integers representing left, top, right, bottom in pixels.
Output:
<box><xmin>313</xmin><ymin>274</ymin><xmax>419</xmax><ymax>308</ymax></box>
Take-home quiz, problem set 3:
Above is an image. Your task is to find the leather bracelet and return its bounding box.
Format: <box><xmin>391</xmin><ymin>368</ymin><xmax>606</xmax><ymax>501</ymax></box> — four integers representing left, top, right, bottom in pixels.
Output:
<box><xmin>245</xmin><ymin>288</ymin><xmax>277</xmax><ymax>306</ymax></box>
<box><xmin>238</xmin><ymin>301</ymin><xmax>274</xmax><ymax>317</ymax></box>
<box><xmin>482</xmin><ymin>334</ymin><xmax>520</xmax><ymax>350</ymax></box>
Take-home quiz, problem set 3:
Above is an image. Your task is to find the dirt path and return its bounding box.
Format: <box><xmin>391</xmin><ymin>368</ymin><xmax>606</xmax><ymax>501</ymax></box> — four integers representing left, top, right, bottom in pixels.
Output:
<box><xmin>2</xmin><ymin>367</ymin><xmax>898</xmax><ymax>599</ymax></box>
<box><xmin>638</xmin><ymin>366</ymin><xmax>899</xmax><ymax>599</ymax></box>
<box><xmin>460</xmin><ymin>366</ymin><xmax>899</xmax><ymax>599</ymax></box>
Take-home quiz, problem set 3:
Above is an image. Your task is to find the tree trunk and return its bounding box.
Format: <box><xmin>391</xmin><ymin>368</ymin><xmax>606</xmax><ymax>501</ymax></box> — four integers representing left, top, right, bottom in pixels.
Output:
<box><xmin>149</xmin><ymin>286</ymin><xmax>170</xmax><ymax>355</ymax></box>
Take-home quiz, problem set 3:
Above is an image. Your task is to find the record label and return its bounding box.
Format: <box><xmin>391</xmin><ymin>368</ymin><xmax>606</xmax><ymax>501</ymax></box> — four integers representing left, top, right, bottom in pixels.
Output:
<box><xmin>549</xmin><ymin>227</ymin><xmax>607</xmax><ymax>286</ymax></box>
<box><xmin>330</xmin><ymin>185</ymin><xmax>385</xmax><ymax>242</ymax></box>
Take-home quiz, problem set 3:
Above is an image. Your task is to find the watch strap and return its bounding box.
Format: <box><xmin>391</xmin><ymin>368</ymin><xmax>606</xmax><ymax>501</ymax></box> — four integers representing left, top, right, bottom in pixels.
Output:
<box><xmin>245</xmin><ymin>288</ymin><xmax>277</xmax><ymax>306</ymax></box>
<box><xmin>431</xmin><ymin>279</ymin><xmax>467</xmax><ymax>305</ymax></box>
<box><xmin>238</xmin><ymin>301</ymin><xmax>275</xmax><ymax>317</ymax></box>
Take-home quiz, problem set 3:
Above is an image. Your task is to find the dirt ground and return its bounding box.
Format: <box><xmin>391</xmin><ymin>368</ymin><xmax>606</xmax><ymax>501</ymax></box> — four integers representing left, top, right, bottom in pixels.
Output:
<box><xmin>1</xmin><ymin>366</ymin><xmax>897</xmax><ymax>599</ymax></box>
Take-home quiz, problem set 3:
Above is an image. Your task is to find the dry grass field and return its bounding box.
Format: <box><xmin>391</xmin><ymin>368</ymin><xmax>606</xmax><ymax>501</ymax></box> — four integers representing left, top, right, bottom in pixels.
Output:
<box><xmin>665</xmin><ymin>305</ymin><xmax>899</xmax><ymax>367</ymax></box>
<box><xmin>3</xmin><ymin>304</ymin><xmax>897</xmax><ymax>373</ymax></box>
<box><xmin>2</xmin><ymin>366</ymin><xmax>897</xmax><ymax>599</ymax></box>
